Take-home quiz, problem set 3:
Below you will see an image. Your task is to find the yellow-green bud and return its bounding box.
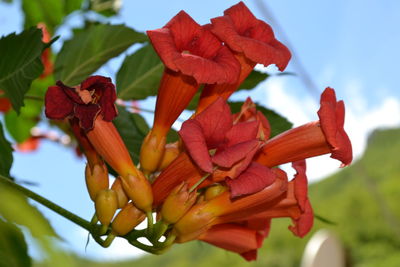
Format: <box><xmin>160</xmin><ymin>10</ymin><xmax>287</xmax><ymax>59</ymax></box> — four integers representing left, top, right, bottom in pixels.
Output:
<box><xmin>121</xmin><ymin>173</ymin><xmax>153</xmax><ymax>212</ymax></box>
<box><xmin>111</xmin><ymin>177</ymin><xmax>128</xmax><ymax>209</ymax></box>
<box><xmin>161</xmin><ymin>182</ymin><xmax>197</xmax><ymax>224</ymax></box>
<box><xmin>204</xmin><ymin>184</ymin><xmax>227</xmax><ymax>201</ymax></box>
<box><xmin>111</xmin><ymin>202</ymin><xmax>145</xmax><ymax>236</ymax></box>
<box><xmin>95</xmin><ymin>189</ymin><xmax>118</xmax><ymax>226</ymax></box>
<box><xmin>158</xmin><ymin>142</ymin><xmax>181</xmax><ymax>171</ymax></box>
<box><xmin>85</xmin><ymin>163</ymin><xmax>109</xmax><ymax>201</ymax></box>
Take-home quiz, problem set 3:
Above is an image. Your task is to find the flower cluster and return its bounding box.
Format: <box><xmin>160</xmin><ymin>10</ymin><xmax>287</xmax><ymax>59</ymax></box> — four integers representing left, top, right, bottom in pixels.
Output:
<box><xmin>44</xmin><ymin>1</ymin><xmax>352</xmax><ymax>261</ymax></box>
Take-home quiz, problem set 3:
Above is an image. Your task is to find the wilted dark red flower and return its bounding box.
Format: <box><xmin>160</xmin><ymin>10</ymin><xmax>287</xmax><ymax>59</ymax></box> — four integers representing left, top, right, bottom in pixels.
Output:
<box><xmin>45</xmin><ymin>75</ymin><xmax>117</xmax><ymax>131</ymax></box>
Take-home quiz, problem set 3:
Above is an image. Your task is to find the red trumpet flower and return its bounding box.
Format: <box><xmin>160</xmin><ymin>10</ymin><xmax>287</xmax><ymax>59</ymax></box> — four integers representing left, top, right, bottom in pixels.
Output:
<box><xmin>152</xmin><ymin>97</ymin><xmax>273</xmax><ymax>205</ymax></box>
<box><xmin>255</xmin><ymin>87</ymin><xmax>353</xmax><ymax>168</ymax></box>
<box><xmin>141</xmin><ymin>11</ymin><xmax>240</xmax><ymax>174</ymax></box>
<box><xmin>196</xmin><ymin>1</ymin><xmax>291</xmax><ymax>113</ymax></box>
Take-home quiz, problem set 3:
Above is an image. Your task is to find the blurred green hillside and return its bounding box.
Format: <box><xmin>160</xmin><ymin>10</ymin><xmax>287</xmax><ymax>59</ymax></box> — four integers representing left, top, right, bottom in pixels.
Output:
<box><xmin>37</xmin><ymin>128</ymin><xmax>400</xmax><ymax>267</ymax></box>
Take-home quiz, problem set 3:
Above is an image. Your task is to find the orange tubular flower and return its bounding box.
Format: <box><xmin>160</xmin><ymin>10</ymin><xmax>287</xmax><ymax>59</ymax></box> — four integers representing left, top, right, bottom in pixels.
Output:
<box><xmin>152</xmin><ymin>152</ymin><xmax>203</xmax><ymax>207</ymax></box>
<box><xmin>172</xmin><ymin>170</ymin><xmax>288</xmax><ymax>243</ymax></box>
<box><xmin>255</xmin><ymin>87</ymin><xmax>353</xmax><ymax>168</ymax></box>
<box><xmin>196</xmin><ymin>1</ymin><xmax>291</xmax><ymax>113</ymax></box>
<box><xmin>174</xmin><ymin>163</ymin><xmax>313</xmax><ymax>261</ymax></box>
<box><xmin>140</xmin><ymin>11</ymin><xmax>240</xmax><ymax>174</ymax></box>
<box><xmin>37</xmin><ymin>23</ymin><xmax>53</xmax><ymax>79</ymax></box>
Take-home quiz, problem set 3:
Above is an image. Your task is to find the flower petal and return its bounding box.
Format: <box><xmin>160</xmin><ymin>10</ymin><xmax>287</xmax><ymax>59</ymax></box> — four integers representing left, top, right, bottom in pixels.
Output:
<box><xmin>292</xmin><ymin>160</ymin><xmax>308</xmax><ymax>212</ymax></box>
<box><xmin>44</xmin><ymin>85</ymin><xmax>74</xmax><ymax>120</ymax></box>
<box><xmin>226</xmin><ymin>162</ymin><xmax>276</xmax><ymax>198</ymax></box>
<box><xmin>212</xmin><ymin>139</ymin><xmax>260</xmax><ymax>168</ymax></box>
<box><xmin>288</xmin><ymin>199</ymin><xmax>314</xmax><ymax>238</ymax></box>
<box><xmin>147</xmin><ymin>28</ymin><xmax>180</xmax><ymax>72</ymax></box>
<box><xmin>199</xmin><ymin>223</ymin><xmax>262</xmax><ymax>261</ymax></box>
<box><xmin>211</xmin><ymin>2</ymin><xmax>291</xmax><ymax>71</ymax></box>
<box><xmin>148</xmin><ymin>11</ymin><xmax>240</xmax><ymax>84</ymax></box>
<box><xmin>80</xmin><ymin>76</ymin><xmax>118</xmax><ymax>122</ymax></box>
<box><xmin>194</xmin><ymin>97</ymin><xmax>233</xmax><ymax>148</ymax></box>
<box><xmin>55</xmin><ymin>81</ymin><xmax>83</xmax><ymax>104</ymax></box>
<box><xmin>74</xmin><ymin>104</ymin><xmax>101</xmax><ymax>131</ymax></box>
<box><xmin>224</xmin><ymin>120</ymin><xmax>259</xmax><ymax>147</ymax></box>
<box><xmin>318</xmin><ymin>87</ymin><xmax>353</xmax><ymax>166</ymax></box>
<box><xmin>179</xmin><ymin>119</ymin><xmax>213</xmax><ymax>173</ymax></box>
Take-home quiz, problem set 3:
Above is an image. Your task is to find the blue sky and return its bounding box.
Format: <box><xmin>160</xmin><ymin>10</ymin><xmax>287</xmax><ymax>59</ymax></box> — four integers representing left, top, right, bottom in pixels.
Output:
<box><xmin>1</xmin><ymin>0</ymin><xmax>400</xmax><ymax>261</ymax></box>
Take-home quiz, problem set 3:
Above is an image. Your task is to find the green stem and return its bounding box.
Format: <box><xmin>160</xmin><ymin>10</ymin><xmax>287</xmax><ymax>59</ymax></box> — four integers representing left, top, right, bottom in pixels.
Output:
<box><xmin>152</xmin><ymin>220</ymin><xmax>169</xmax><ymax>242</ymax></box>
<box><xmin>24</xmin><ymin>95</ymin><xmax>44</xmax><ymax>101</ymax></box>
<box><xmin>189</xmin><ymin>172</ymin><xmax>211</xmax><ymax>192</ymax></box>
<box><xmin>146</xmin><ymin>211</ymin><xmax>154</xmax><ymax>235</ymax></box>
<box><xmin>0</xmin><ymin>174</ymin><xmax>92</xmax><ymax>231</ymax></box>
<box><xmin>128</xmin><ymin>239</ymin><xmax>159</xmax><ymax>254</ymax></box>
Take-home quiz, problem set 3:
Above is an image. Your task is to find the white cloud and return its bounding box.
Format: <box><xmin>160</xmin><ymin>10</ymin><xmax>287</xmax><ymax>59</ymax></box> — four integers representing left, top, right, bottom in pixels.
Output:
<box><xmin>263</xmin><ymin>78</ymin><xmax>400</xmax><ymax>182</ymax></box>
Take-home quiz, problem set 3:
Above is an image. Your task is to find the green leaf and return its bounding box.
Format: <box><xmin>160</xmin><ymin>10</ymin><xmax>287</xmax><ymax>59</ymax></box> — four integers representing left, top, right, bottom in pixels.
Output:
<box><xmin>4</xmin><ymin>76</ymin><xmax>52</xmax><ymax>143</ymax></box>
<box><xmin>0</xmin><ymin>183</ymin><xmax>75</xmax><ymax>267</ymax></box>
<box><xmin>0</xmin><ymin>28</ymin><xmax>45</xmax><ymax>113</ymax></box>
<box><xmin>0</xmin><ymin>122</ymin><xmax>13</xmax><ymax>177</ymax></box>
<box><xmin>0</xmin><ymin>219</ymin><xmax>32</xmax><ymax>267</ymax></box>
<box><xmin>117</xmin><ymin>44</ymin><xmax>163</xmax><ymax>100</ymax></box>
<box><xmin>55</xmin><ymin>24</ymin><xmax>147</xmax><ymax>86</ymax></box>
<box><xmin>113</xmin><ymin>106</ymin><xmax>149</xmax><ymax>163</ymax></box>
<box><xmin>228</xmin><ymin>101</ymin><xmax>292</xmax><ymax>138</ymax></box>
<box><xmin>238</xmin><ymin>70</ymin><xmax>269</xmax><ymax>91</ymax></box>
<box><xmin>184</xmin><ymin>70</ymin><xmax>268</xmax><ymax>111</ymax></box>
<box><xmin>64</xmin><ymin>0</ymin><xmax>84</xmax><ymax>14</ymax></box>
<box><xmin>166</xmin><ymin>129</ymin><xmax>179</xmax><ymax>143</ymax></box>
<box><xmin>22</xmin><ymin>0</ymin><xmax>63</xmax><ymax>33</ymax></box>
<box><xmin>22</xmin><ymin>0</ymin><xmax>83</xmax><ymax>33</ymax></box>
<box><xmin>89</xmin><ymin>0</ymin><xmax>121</xmax><ymax>17</ymax></box>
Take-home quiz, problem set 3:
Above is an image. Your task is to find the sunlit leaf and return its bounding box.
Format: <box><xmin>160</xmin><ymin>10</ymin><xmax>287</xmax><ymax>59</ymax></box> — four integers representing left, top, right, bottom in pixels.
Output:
<box><xmin>0</xmin><ymin>28</ymin><xmax>45</xmax><ymax>113</ymax></box>
<box><xmin>22</xmin><ymin>0</ymin><xmax>63</xmax><ymax>33</ymax></box>
<box><xmin>0</xmin><ymin>122</ymin><xmax>13</xmax><ymax>177</ymax></box>
<box><xmin>64</xmin><ymin>0</ymin><xmax>84</xmax><ymax>15</ymax></box>
<box><xmin>89</xmin><ymin>0</ymin><xmax>121</xmax><ymax>17</ymax></box>
<box><xmin>117</xmin><ymin>44</ymin><xmax>163</xmax><ymax>100</ymax></box>
<box><xmin>22</xmin><ymin>0</ymin><xmax>84</xmax><ymax>33</ymax></box>
<box><xmin>0</xmin><ymin>219</ymin><xmax>32</xmax><ymax>267</ymax></box>
<box><xmin>55</xmin><ymin>24</ymin><xmax>147</xmax><ymax>86</ymax></box>
<box><xmin>228</xmin><ymin>101</ymin><xmax>292</xmax><ymax>137</ymax></box>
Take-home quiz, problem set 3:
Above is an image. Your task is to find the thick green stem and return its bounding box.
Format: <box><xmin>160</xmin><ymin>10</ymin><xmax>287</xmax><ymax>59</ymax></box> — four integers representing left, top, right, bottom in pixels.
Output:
<box><xmin>0</xmin><ymin>174</ymin><xmax>92</xmax><ymax>231</ymax></box>
<box><xmin>152</xmin><ymin>220</ymin><xmax>169</xmax><ymax>242</ymax></box>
